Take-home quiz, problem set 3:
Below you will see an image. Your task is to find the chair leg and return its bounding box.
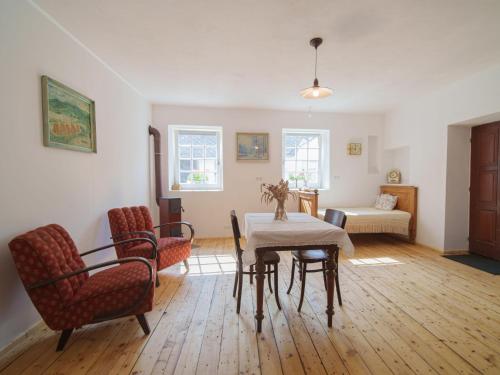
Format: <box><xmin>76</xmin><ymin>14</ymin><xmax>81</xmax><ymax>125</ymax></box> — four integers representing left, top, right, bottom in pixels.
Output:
<box><xmin>56</xmin><ymin>329</ymin><xmax>73</xmax><ymax>351</ymax></box>
<box><xmin>287</xmin><ymin>260</ymin><xmax>295</xmax><ymax>294</ymax></box>
<box><xmin>183</xmin><ymin>259</ymin><xmax>190</xmax><ymax>270</ymax></box>
<box><xmin>233</xmin><ymin>270</ymin><xmax>239</xmax><ymax>298</ymax></box>
<box><xmin>336</xmin><ymin>273</ymin><xmax>342</xmax><ymax>306</ymax></box>
<box><xmin>273</xmin><ymin>264</ymin><xmax>281</xmax><ymax>310</ymax></box>
<box><xmin>267</xmin><ymin>264</ymin><xmax>273</xmax><ymax>293</ymax></box>
<box><xmin>249</xmin><ymin>265</ymin><xmax>254</xmax><ymax>284</ymax></box>
<box><xmin>136</xmin><ymin>314</ymin><xmax>150</xmax><ymax>335</ymax></box>
<box><xmin>236</xmin><ymin>268</ymin><xmax>243</xmax><ymax>314</ymax></box>
<box><xmin>155</xmin><ymin>273</ymin><xmax>160</xmax><ymax>288</ymax></box>
<box><xmin>335</xmin><ymin>251</ymin><xmax>342</xmax><ymax>306</ymax></box>
<box><xmin>322</xmin><ymin>260</ymin><xmax>327</xmax><ymax>291</ymax></box>
<box><xmin>298</xmin><ymin>263</ymin><xmax>307</xmax><ymax>313</ymax></box>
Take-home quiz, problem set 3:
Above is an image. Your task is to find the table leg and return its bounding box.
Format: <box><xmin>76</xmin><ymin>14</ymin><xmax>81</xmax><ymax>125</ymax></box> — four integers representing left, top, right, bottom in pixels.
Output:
<box><xmin>254</xmin><ymin>248</ymin><xmax>265</xmax><ymax>333</ymax></box>
<box><xmin>325</xmin><ymin>245</ymin><xmax>337</xmax><ymax>327</ymax></box>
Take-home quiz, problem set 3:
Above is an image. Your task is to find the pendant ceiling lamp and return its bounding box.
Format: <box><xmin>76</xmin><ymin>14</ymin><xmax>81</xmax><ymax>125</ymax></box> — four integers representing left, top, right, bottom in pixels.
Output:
<box><xmin>300</xmin><ymin>37</ymin><xmax>332</xmax><ymax>99</ymax></box>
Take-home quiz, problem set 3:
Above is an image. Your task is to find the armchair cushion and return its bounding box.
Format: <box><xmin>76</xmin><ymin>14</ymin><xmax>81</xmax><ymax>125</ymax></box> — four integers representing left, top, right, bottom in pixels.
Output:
<box><xmin>157</xmin><ymin>237</ymin><xmax>191</xmax><ymax>269</ymax></box>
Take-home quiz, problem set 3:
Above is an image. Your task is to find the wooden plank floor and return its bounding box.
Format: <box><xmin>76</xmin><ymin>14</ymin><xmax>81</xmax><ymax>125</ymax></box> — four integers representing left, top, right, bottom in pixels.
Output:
<box><xmin>1</xmin><ymin>235</ymin><xmax>499</xmax><ymax>375</ymax></box>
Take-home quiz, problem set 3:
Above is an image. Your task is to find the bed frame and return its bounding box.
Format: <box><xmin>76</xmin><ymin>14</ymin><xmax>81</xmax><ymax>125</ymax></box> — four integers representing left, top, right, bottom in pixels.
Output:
<box><xmin>297</xmin><ymin>189</ymin><xmax>319</xmax><ymax>218</ymax></box>
<box><xmin>298</xmin><ymin>185</ymin><xmax>418</xmax><ymax>242</ymax></box>
<box><xmin>380</xmin><ymin>185</ymin><xmax>418</xmax><ymax>242</ymax></box>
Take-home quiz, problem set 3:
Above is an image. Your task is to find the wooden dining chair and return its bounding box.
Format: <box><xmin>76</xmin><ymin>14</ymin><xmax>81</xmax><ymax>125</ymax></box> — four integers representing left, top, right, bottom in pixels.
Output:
<box><xmin>287</xmin><ymin>209</ymin><xmax>346</xmax><ymax>312</ymax></box>
<box><xmin>230</xmin><ymin>210</ymin><xmax>281</xmax><ymax>313</ymax></box>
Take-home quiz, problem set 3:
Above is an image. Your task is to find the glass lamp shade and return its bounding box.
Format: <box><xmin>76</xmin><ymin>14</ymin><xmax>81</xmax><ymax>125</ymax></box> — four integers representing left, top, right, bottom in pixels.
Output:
<box><xmin>300</xmin><ymin>85</ymin><xmax>333</xmax><ymax>99</ymax></box>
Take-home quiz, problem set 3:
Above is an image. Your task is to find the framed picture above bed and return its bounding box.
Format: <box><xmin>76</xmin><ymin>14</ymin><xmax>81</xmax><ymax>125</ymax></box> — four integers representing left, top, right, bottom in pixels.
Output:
<box><xmin>236</xmin><ymin>132</ymin><xmax>269</xmax><ymax>160</ymax></box>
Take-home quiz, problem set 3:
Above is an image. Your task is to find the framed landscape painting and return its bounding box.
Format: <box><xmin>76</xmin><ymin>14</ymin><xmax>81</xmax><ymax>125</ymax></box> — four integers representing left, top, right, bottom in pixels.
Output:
<box><xmin>236</xmin><ymin>132</ymin><xmax>269</xmax><ymax>160</ymax></box>
<box><xmin>42</xmin><ymin>76</ymin><xmax>97</xmax><ymax>153</ymax></box>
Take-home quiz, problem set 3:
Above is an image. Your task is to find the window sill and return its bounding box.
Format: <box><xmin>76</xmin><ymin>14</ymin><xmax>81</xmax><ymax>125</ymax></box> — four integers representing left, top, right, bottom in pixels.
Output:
<box><xmin>168</xmin><ymin>189</ymin><xmax>224</xmax><ymax>192</ymax></box>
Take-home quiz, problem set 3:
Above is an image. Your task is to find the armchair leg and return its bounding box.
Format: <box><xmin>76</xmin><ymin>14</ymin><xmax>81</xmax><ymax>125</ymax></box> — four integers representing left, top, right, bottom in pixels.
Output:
<box><xmin>183</xmin><ymin>259</ymin><xmax>190</xmax><ymax>270</ymax></box>
<box><xmin>155</xmin><ymin>273</ymin><xmax>160</xmax><ymax>287</ymax></box>
<box><xmin>136</xmin><ymin>314</ymin><xmax>151</xmax><ymax>335</ymax></box>
<box><xmin>56</xmin><ymin>329</ymin><xmax>73</xmax><ymax>351</ymax></box>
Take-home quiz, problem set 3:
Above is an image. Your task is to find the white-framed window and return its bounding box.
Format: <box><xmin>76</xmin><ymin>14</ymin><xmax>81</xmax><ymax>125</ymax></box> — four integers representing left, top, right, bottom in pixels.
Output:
<box><xmin>168</xmin><ymin>125</ymin><xmax>223</xmax><ymax>191</ymax></box>
<box><xmin>282</xmin><ymin>128</ymin><xmax>330</xmax><ymax>189</ymax></box>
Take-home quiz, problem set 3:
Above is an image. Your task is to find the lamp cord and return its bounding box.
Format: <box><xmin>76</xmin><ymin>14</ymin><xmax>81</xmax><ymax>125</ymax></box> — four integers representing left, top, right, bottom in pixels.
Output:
<box><xmin>314</xmin><ymin>47</ymin><xmax>318</xmax><ymax>79</ymax></box>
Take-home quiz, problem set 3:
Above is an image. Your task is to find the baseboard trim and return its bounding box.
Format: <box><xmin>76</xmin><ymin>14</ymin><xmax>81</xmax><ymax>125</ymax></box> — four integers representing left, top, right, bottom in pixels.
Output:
<box><xmin>0</xmin><ymin>319</ymin><xmax>44</xmax><ymax>370</ymax></box>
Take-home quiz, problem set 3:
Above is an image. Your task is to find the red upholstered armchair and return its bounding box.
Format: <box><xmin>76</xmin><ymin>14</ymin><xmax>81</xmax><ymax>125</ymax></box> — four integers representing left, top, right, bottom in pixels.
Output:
<box><xmin>107</xmin><ymin>206</ymin><xmax>194</xmax><ymax>283</ymax></box>
<box><xmin>9</xmin><ymin>224</ymin><xmax>157</xmax><ymax>351</ymax></box>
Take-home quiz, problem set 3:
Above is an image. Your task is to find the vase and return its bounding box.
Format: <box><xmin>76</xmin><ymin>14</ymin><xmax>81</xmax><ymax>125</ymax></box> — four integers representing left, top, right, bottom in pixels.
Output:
<box><xmin>274</xmin><ymin>199</ymin><xmax>287</xmax><ymax>221</ymax></box>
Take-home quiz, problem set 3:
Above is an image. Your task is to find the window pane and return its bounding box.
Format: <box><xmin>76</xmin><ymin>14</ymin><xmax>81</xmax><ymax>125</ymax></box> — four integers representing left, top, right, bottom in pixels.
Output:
<box><xmin>206</xmin><ymin>146</ymin><xmax>217</xmax><ymax>158</ymax></box>
<box><xmin>308</xmin><ymin>161</ymin><xmax>319</xmax><ymax>172</ymax></box>
<box><xmin>193</xmin><ymin>159</ymin><xmax>204</xmax><ymax>171</ymax></box>
<box><xmin>205</xmin><ymin>173</ymin><xmax>216</xmax><ymax>184</ymax></box>
<box><xmin>308</xmin><ymin>136</ymin><xmax>320</xmax><ymax>148</ymax></box>
<box><xmin>296</xmin><ymin>136</ymin><xmax>309</xmax><ymax>148</ymax></box>
<box><xmin>192</xmin><ymin>134</ymin><xmax>203</xmax><ymax>145</ymax></box>
<box><xmin>179</xmin><ymin>146</ymin><xmax>190</xmax><ymax>158</ymax></box>
<box><xmin>192</xmin><ymin>146</ymin><xmax>204</xmax><ymax>158</ymax></box>
<box><xmin>179</xmin><ymin>134</ymin><xmax>191</xmax><ymax>145</ymax></box>
<box><xmin>205</xmin><ymin>159</ymin><xmax>216</xmax><ymax>171</ymax></box>
<box><xmin>308</xmin><ymin>148</ymin><xmax>319</xmax><ymax>160</ymax></box>
<box><xmin>284</xmin><ymin>160</ymin><xmax>295</xmax><ymax>173</ymax></box>
<box><xmin>307</xmin><ymin>172</ymin><xmax>319</xmax><ymax>184</ymax></box>
<box><xmin>296</xmin><ymin>148</ymin><xmax>308</xmax><ymax>159</ymax></box>
<box><xmin>189</xmin><ymin>172</ymin><xmax>207</xmax><ymax>184</ymax></box>
<box><xmin>285</xmin><ymin>135</ymin><xmax>296</xmax><ymax>147</ymax></box>
<box><xmin>179</xmin><ymin>159</ymin><xmax>191</xmax><ymax>170</ymax></box>
<box><xmin>285</xmin><ymin>148</ymin><xmax>296</xmax><ymax>159</ymax></box>
<box><xmin>204</xmin><ymin>134</ymin><xmax>217</xmax><ymax>146</ymax></box>
<box><xmin>180</xmin><ymin>172</ymin><xmax>190</xmax><ymax>183</ymax></box>
<box><xmin>296</xmin><ymin>160</ymin><xmax>307</xmax><ymax>172</ymax></box>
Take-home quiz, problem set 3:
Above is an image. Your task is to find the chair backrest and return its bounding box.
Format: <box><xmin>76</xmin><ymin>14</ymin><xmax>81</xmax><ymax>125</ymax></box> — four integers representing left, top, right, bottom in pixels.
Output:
<box><xmin>9</xmin><ymin>224</ymin><xmax>88</xmax><ymax>326</ymax></box>
<box><xmin>324</xmin><ymin>209</ymin><xmax>347</xmax><ymax>229</ymax></box>
<box><xmin>230</xmin><ymin>210</ymin><xmax>242</xmax><ymax>256</ymax></box>
<box><xmin>108</xmin><ymin>206</ymin><xmax>155</xmax><ymax>257</ymax></box>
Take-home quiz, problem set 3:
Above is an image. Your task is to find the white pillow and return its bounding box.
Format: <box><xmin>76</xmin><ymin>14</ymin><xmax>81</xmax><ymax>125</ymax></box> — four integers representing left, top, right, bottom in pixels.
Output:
<box><xmin>375</xmin><ymin>194</ymin><xmax>398</xmax><ymax>210</ymax></box>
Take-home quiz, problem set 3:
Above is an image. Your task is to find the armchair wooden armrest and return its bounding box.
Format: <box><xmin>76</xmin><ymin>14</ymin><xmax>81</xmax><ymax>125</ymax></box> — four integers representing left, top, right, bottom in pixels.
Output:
<box><xmin>81</xmin><ymin>238</ymin><xmax>157</xmax><ymax>259</ymax></box>
<box><xmin>110</xmin><ymin>231</ymin><xmax>157</xmax><ymax>246</ymax></box>
<box><xmin>154</xmin><ymin>221</ymin><xmax>195</xmax><ymax>243</ymax></box>
<box><xmin>27</xmin><ymin>256</ymin><xmax>153</xmax><ymax>291</ymax></box>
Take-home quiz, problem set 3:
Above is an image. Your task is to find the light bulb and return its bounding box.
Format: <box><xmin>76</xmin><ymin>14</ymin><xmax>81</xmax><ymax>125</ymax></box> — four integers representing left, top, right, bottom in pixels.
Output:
<box><xmin>312</xmin><ymin>88</ymin><xmax>320</xmax><ymax>97</ymax></box>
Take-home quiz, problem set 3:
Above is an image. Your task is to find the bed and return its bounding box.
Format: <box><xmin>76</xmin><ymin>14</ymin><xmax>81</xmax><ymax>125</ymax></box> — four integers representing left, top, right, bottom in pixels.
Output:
<box><xmin>298</xmin><ymin>185</ymin><xmax>418</xmax><ymax>242</ymax></box>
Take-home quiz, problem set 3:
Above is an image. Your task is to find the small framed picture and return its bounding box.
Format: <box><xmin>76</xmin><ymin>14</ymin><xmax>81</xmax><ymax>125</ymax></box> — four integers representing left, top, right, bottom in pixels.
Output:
<box><xmin>236</xmin><ymin>132</ymin><xmax>269</xmax><ymax>160</ymax></box>
<box><xmin>42</xmin><ymin>76</ymin><xmax>97</xmax><ymax>153</ymax></box>
<box><xmin>347</xmin><ymin>143</ymin><xmax>362</xmax><ymax>155</ymax></box>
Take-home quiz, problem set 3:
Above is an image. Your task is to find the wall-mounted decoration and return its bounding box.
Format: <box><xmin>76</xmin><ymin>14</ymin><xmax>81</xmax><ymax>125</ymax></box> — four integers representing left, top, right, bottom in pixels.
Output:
<box><xmin>42</xmin><ymin>76</ymin><xmax>97</xmax><ymax>153</ymax></box>
<box><xmin>347</xmin><ymin>142</ymin><xmax>362</xmax><ymax>155</ymax></box>
<box><xmin>237</xmin><ymin>132</ymin><xmax>269</xmax><ymax>160</ymax></box>
<box><xmin>387</xmin><ymin>169</ymin><xmax>402</xmax><ymax>184</ymax></box>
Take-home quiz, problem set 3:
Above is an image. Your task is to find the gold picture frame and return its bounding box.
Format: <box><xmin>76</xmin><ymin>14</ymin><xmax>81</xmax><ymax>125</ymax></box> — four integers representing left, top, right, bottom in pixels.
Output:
<box><xmin>42</xmin><ymin>76</ymin><xmax>97</xmax><ymax>153</ymax></box>
<box><xmin>236</xmin><ymin>132</ymin><xmax>269</xmax><ymax>160</ymax></box>
<box><xmin>347</xmin><ymin>143</ymin><xmax>362</xmax><ymax>155</ymax></box>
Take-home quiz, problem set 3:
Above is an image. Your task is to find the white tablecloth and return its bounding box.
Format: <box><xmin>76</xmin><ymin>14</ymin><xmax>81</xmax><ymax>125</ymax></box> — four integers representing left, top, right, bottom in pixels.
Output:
<box><xmin>243</xmin><ymin>212</ymin><xmax>355</xmax><ymax>266</ymax></box>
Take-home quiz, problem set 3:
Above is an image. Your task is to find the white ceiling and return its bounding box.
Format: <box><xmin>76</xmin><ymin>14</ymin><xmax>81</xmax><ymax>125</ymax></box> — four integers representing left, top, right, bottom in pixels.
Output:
<box><xmin>35</xmin><ymin>0</ymin><xmax>500</xmax><ymax>113</ymax></box>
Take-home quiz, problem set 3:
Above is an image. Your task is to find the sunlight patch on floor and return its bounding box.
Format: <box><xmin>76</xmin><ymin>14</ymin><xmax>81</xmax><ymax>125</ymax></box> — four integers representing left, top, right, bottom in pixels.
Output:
<box><xmin>349</xmin><ymin>257</ymin><xmax>403</xmax><ymax>266</ymax></box>
<box><xmin>181</xmin><ymin>254</ymin><xmax>237</xmax><ymax>275</ymax></box>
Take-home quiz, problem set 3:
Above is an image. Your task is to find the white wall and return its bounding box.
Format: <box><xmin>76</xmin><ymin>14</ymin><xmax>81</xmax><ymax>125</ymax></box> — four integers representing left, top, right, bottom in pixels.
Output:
<box><xmin>152</xmin><ymin>105</ymin><xmax>385</xmax><ymax>237</ymax></box>
<box><xmin>384</xmin><ymin>64</ymin><xmax>500</xmax><ymax>251</ymax></box>
<box><xmin>0</xmin><ymin>0</ymin><xmax>151</xmax><ymax>349</ymax></box>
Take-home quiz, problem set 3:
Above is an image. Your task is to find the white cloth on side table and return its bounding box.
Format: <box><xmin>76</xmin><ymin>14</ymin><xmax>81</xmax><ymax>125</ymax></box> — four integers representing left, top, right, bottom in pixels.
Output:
<box><xmin>243</xmin><ymin>212</ymin><xmax>355</xmax><ymax>266</ymax></box>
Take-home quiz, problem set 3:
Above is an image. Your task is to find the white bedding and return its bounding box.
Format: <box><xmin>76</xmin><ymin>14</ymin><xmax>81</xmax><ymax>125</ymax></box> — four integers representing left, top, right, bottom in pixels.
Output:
<box><xmin>318</xmin><ymin>207</ymin><xmax>411</xmax><ymax>236</ymax></box>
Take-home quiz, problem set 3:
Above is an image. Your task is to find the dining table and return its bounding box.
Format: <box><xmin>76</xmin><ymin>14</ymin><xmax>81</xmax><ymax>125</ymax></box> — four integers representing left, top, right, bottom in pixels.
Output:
<box><xmin>244</xmin><ymin>212</ymin><xmax>355</xmax><ymax>332</ymax></box>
